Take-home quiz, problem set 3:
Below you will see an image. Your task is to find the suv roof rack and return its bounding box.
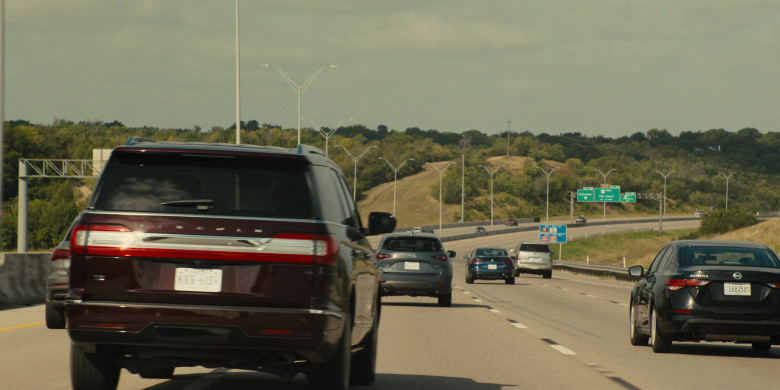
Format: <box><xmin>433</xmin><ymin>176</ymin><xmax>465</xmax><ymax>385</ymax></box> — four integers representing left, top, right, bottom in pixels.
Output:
<box><xmin>124</xmin><ymin>137</ymin><xmax>157</xmax><ymax>145</ymax></box>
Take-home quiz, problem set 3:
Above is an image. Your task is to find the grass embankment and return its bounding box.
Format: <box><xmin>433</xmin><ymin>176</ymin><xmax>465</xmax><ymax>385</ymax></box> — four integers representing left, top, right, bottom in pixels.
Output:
<box><xmin>554</xmin><ymin>218</ymin><xmax>780</xmax><ymax>268</ymax></box>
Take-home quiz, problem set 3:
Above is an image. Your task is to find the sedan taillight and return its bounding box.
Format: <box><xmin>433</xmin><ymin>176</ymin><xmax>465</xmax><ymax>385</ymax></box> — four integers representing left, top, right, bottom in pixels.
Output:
<box><xmin>50</xmin><ymin>248</ymin><xmax>70</xmax><ymax>261</ymax></box>
<box><xmin>666</xmin><ymin>278</ymin><xmax>710</xmax><ymax>291</ymax></box>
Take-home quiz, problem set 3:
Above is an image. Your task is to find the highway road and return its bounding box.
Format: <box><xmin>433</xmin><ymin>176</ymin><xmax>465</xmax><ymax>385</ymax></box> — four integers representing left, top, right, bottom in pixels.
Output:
<box><xmin>4</xmin><ymin>219</ymin><xmax>779</xmax><ymax>389</ymax></box>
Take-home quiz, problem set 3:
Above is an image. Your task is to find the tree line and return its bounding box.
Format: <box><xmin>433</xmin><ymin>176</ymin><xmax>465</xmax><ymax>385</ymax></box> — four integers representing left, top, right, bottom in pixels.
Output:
<box><xmin>2</xmin><ymin>119</ymin><xmax>779</xmax><ymax>250</ymax></box>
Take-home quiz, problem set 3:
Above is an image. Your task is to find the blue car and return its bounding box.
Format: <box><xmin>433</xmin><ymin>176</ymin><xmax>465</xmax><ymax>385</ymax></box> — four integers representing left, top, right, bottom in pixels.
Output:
<box><xmin>465</xmin><ymin>247</ymin><xmax>515</xmax><ymax>284</ymax></box>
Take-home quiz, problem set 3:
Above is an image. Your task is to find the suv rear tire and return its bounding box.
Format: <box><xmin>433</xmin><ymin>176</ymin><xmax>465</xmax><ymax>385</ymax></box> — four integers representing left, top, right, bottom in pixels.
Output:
<box><xmin>351</xmin><ymin>298</ymin><xmax>379</xmax><ymax>385</ymax></box>
<box><xmin>308</xmin><ymin>312</ymin><xmax>351</xmax><ymax>390</ymax></box>
<box><xmin>438</xmin><ymin>293</ymin><xmax>452</xmax><ymax>307</ymax></box>
<box><xmin>45</xmin><ymin>303</ymin><xmax>65</xmax><ymax>329</ymax></box>
<box><xmin>71</xmin><ymin>344</ymin><xmax>120</xmax><ymax>390</ymax></box>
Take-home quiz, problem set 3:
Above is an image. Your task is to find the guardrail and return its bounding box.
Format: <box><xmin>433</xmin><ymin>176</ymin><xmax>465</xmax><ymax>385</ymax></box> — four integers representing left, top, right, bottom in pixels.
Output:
<box><xmin>553</xmin><ymin>260</ymin><xmax>638</xmax><ymax>283</ymax></box>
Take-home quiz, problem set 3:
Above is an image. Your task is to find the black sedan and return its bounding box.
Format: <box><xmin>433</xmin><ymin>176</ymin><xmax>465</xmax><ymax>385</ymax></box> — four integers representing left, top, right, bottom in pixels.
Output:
<box><xmin>628</xmin><ymin>240</ymin><xmax>780</xmax><ymax>353</ymax></box>
<box><xmin>465</xmin><ymin>247</ymin><xmax>515</xmax><ymax>285</ymax></box>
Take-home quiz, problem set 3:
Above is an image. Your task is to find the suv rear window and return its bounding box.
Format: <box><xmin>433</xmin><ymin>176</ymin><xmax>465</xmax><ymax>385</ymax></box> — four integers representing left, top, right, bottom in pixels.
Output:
<box><xmin>93</xmin><ymin>152</ymin><xmax>313</xmax><ymax>219</ymax></box>
<box><xmin>382</xmin><ymin>237</ymin><xmax>442</xmax><ymax>252</ymax></box>
<box><xmin>519</xmin><ymin>244</ymin><xmax>550</xmax><ymax>252</ymax></box>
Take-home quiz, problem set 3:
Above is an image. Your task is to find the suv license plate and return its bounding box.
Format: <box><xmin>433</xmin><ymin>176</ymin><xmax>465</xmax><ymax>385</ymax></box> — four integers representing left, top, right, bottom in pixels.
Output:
<box><xmin>175</xmin><ymin>268</ymin><xmax>223</xmax><ymax>293</ymax></box>
<box><xmin>404</xmin><ymin>262</ymin><xmax>420</xmax><ymax>270</ymax></box>
<box><xmin>724</xmin><ymin>282</ymin><xmax>751</xmax><ymax>296</ymax></box>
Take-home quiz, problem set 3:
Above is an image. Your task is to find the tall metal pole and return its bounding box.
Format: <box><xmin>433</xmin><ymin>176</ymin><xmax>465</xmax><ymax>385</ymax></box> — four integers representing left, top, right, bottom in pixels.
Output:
<box><xmin>719</xmin><ymin>171</ymin><xmax>735</xmax><ymax>210</ymax></box>
<box><xmin>0</xmin><ymin>0</ymin><xmax>5</xmax><ymax>218</ymax></box>
<box><xmin>539</xmin><ymin>166</ymin><xmax>559</xmax><ymax>222</ymax></box>
<box><xmin>308</xmin><ymin>117</ymin><xmax>354</xmax><ymax>157</ymax></box>
<box><xmin>506</xmin><ymin>118</ymin><xmax>511</xmax><ymax>156</ymax></box>
<box><xmin>235</xmin><ymin>0</ymin><xmax>241</xmax><ymax>144</ymax></box>
<box><xmin>655</xmin><ymin>170</ymin><xmax>673</xmax><ymax>217</ymax></box>
<box><xmin>379</xmin><ymin>157</ymin><xmax>414</xmax><ymax>217</ymax></box>
<box><xmin>428</xmin><ymin>162</ymin><xmax>453</xmax><ymax>235</ymax></box>
<box><xmin>461</xmin><ymin>154</ymin><xmax>465</xmax><ymax>223</ymax></box>
<box><xmin>594</xmin><ymin>168</ymin><xmax>615</xmax><ymax>220</ymax></box>
<box><xmin>339</xmin><ymin>145</ymin><xmax>377</xmax><ymax>200</ymax></box>
<box><xmin>262</xmin><ymin>64</ymin><xmax>338</xmax><ymax>145</ymax></box>
<box><xmin>481</xmin><ymin>165</ymin><xmax>503</xmax><ymax>226</ymax></box>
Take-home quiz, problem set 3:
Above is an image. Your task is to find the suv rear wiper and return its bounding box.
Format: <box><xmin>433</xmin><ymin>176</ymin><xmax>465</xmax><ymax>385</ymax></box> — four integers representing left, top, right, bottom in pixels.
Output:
<box><xmin>160</xmin><ymin>199</ymin><xmax>215</xmax><ymax>211</ymax></box>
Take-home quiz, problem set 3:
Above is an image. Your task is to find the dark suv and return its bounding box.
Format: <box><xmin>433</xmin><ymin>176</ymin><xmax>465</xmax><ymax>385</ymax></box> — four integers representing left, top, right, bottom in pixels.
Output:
<box><xmin>66</xmin><ymin>139</ymin><xmax>395</xmax><ymax>390</ymax></box>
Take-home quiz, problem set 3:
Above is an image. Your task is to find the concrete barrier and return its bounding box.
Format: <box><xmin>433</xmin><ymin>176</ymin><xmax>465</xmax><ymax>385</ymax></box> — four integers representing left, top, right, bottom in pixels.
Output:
<box><xmin>0</xmin><ymin>252</ymin><xmax>50</xmax><ymax>306</ymax></box>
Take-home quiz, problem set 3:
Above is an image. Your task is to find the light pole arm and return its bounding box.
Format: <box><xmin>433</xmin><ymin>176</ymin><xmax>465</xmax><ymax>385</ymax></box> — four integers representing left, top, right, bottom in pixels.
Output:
<box><xmin>301</xmin><ymin>64</ymin><xmax>338</xmax><ymax>93</ymax></box>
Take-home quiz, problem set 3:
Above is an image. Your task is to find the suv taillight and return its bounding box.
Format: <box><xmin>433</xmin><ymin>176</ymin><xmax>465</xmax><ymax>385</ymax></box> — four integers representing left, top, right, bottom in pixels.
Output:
<box><xmin>432</xmin><ymin>254</ymin><xmax>448</xmax><ymax>261</ymax></box>
<box><xmin>376</xmin><ymin>253</ymin><xmax>392</xmax><ymax>260</ymax></box>
<box><xmin>70</xmin><ymin>224</ymin><xmax>339</xmax><ymax>264</ymax></box>
<box><xmin>50</xmin><ymin>248</ymin><xmax>70</xmax><ymax>261</ymax></box>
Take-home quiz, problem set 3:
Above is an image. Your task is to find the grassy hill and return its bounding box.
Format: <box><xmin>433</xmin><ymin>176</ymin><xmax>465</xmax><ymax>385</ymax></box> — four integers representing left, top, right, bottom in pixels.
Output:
<box><xmin>359</xmin><ymin>156</ymin><xmax>537</xmax><ymax>227</ymax></box>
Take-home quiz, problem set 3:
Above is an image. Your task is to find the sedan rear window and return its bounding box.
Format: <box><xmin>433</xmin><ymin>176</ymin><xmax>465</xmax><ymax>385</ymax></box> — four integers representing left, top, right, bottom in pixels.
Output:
<box><xmin>382</xmin><ymin>237</ymin><xmax>442</xmax><ymax>252</ymax></box>
<box><xmin>680</xmin><ymin>246</ymin><xmax>780</xmax><ymax>268</ymax></box>
<box><xmin>93</xmin><ymin>152</ymin><xmax>313</xmax><ymax>219</ymax></box>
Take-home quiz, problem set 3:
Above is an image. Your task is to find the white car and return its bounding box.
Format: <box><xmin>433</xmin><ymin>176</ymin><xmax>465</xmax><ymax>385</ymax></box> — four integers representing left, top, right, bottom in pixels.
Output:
<box><xmin>510</xmin><ymin>242</ymin><xmax>553</xmax><ymax>279</ymax></box>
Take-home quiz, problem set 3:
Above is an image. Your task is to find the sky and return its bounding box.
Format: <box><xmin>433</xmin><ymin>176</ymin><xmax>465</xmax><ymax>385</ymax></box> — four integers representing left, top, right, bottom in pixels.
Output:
<box><xmin>4</xmin><ymin>0</ymin><xmax>780</xmax><ymax>138</ymax></box>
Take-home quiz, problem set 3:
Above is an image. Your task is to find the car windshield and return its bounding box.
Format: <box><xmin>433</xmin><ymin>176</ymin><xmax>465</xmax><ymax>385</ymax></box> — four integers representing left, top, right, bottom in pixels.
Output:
<box><xmin>679</xmin><ymin>246</ymin><xmax>780</xmax><ymax>268</ymax></box>
<box><xmin>383</xmin><ymin>237</ymin><xmax>442</xmax><ymax>252</ymax></box>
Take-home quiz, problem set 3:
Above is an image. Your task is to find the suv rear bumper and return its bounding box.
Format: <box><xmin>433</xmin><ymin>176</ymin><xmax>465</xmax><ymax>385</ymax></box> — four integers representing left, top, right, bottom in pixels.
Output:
<box><xmin>67</xmin><ymin>301</ymin><xmax>345</xmax><ymax>365</ymax></box>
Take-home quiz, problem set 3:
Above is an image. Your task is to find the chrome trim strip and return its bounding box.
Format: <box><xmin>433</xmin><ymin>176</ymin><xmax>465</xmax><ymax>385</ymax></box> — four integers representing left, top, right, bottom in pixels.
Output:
<box><xmin>86</xmin><ymin>210</ymin><xmax>324</xmax><ymax>224</ymax></box>
<box><xmin>65</xmin><ymin>300</ymin><xmax>344</xmax><ymax>319</ymax></box>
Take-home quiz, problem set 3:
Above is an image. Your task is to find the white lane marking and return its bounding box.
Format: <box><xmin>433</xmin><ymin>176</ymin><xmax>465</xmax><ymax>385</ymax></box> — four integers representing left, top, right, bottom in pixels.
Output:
<box><xmin>584</xmin><ymin>294</ymin><xmax>597</xmax><ymax>298</ymax></box>
<box><xmin>550</xmin><ymin>344</ymin><xmax>577</xmax><ymax>355</ymax></box>
<box><xmin>619</xmin><ymin>303</ymin><xmax>629</xmax><ymax>307</ymax></box>
<box><xmin>489</xmin><ymin>308</ymin><xmax>501</xmax><ymax>314</ymax></box>
<box><xmin>511</xmin><ymin>322</ymin><xmax>528</xmax><ymax>329</ymax></box>
<box><xmin>473</xmin><ymin>298</ymin><xmax>483</xmax><ymax>303</ymax></box>
<box><xmin>462</xmin><ymin>290</ymin><xmax>471</xmax><ymax>294</ymax></box>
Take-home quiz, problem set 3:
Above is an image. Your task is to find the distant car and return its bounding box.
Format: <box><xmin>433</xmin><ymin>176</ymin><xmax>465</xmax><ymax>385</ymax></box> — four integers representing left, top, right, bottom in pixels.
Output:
<box><xmin>475</xmin><ymin>226</ymin><xmax>486</xmax><ymax>234</ymax></box>
<box><xmin>465</xmin><ymin>247</ymin><xmax>515</xmax><ymax>284</ymax></box>
<box><xmin>511</xmin><ymin>242</ymin><xmax>553</xmax><ymax>279</ymax></box>
<box><xmin>694</xmin><ymin>210</ymin><xmax>705</xmax><ymax>218</ymax></box>
<box><xmin>505</xmin><ymin>218</ymin><xmax>518</xmax><ymax>226</ymax></box>
<box><xmin>411</xmin><ymin>226</ymin><xmax>423</xmax><ymax>233</ymax></box>
<box><xmin>628</xmin><ymin>240</ymin><xmax>780</xmax><ymax>353</ymax></box>
<box><xmin>45</xmin><ymin>224</ymin><xmax>74</xmax><ymax>329</ymax></box>
<box><xmin>376</xmin><ymin>232</ymin><xmax>455</xmax><ymax>307</ymax></box>
<box><xmin>575</xmin><ymin>215</ymin><xmax>587</xmax><ymax>224</ymax></box>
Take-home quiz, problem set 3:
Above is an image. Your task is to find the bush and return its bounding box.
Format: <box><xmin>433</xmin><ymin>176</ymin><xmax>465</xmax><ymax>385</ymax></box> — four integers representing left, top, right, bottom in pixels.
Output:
<box><xmin>698</xmin><ymin>209</ymin><xmax>758</xmax><ymax>235</ymax></box>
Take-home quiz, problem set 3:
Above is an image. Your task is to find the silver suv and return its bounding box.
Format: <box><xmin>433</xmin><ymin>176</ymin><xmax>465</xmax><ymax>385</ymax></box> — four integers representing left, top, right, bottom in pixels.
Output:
<box><xmin>376</xmin><ymin>233</ymin><xmax>455</xmax><ymax>307</ymax></box>
<box><xmin>510</xmin><ymin>242</ymin><xmax>553</xmax><ymax>279</ymax></box>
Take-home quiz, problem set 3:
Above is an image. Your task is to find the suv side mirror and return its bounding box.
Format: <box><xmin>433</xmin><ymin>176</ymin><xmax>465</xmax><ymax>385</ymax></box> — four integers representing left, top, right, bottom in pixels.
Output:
<box><xmin>447</xmin><ymin>250</ymin><xmax>456</xmax><ymax>258</ymax></box>
<box><xmin>367</xmin><ymin>212</ymin><xmax>396</xmax><ymax>235</ymax></box>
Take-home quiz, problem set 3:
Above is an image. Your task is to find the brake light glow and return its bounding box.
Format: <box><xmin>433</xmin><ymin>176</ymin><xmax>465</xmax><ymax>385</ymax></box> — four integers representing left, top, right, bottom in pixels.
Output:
<box><xmin>376</xmin><ymin>253</ymin><xmax>392</xmax><ymax>260</ymax></box>
<box><xmin>431</xmin><ymin>255</ymin><xmax>448</xmax><ymax>261</ymax></box>
<box><xmin>50</xmin><ymin>248</ymin><xmax>70</xmax><ymax>261</ymax></box>
<box><xmin>69</xmin><ymin>224</ymin><xmax>338</xmax><ymax>264</ymax></box>
<box><xmin>765</xmin><ymin>283</ymin><xmax>780</xmax><ymax>289</ymax></box>
<box><xmin>666</xmin><ymin>279</ymin><xmax>710</xmax><ymax>291</ymax></box>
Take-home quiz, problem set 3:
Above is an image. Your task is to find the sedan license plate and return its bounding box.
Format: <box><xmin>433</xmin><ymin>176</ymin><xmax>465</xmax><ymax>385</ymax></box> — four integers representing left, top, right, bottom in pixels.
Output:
<box><xmin>724</xmin><ymin>282</ymin><xmax>751</xmax><ymax>296</ymax></box>
<box><xmin>404</xmin><ymin>262</ymin><xmax>420</xmax><ymax>271</ymax></box>
<box><xmin>175</xmin><ymin>268</ymin><xmax>222</xmax><ymax>293</ymax></box>
<box><xmin>488</xmin><ymin>264</ymin><xmax>498</xmax><ymax>270</ymax></box>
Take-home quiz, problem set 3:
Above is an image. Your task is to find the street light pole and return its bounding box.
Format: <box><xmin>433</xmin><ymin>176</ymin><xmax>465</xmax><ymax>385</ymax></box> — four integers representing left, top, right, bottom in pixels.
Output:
<box><xmin>461</xmin><ymin>154</ymin><xmax>465</xmax><ymax>223</ymax></box>
<box><xmin>307</xmin><ymin>117</ymin><xmax>354</xmax><ymax>157</ymax></box>
<box><xmin>339</xmin><ymin>145</ymin><xmax>377</xmax><ymax>200</ymax></box>
<box><xmin>262</xmin><ymin>63</ymin><xmax>338</xmax><ymax>146</ymax></box>
<box><xmin>480</xmin><ymin>165</ymin><xmax>503</xmax><ymax>226</ymax></box>
<box><xmin>719</xmin><ymin>171</ymin><xmax>735</xmax><ymax>210</ymax></box>
<box><xmin>538</xmin><ymin>166</ymin><xmax>559</xmax><ymax>223</ymax></box>
<box><xmin>506</xmin><ymin>119</ymin><xmax>511</xmax><ymax>156</ymax></box>
<box><xmin>655</xmin><ymin>170</ymin><xmax>673</xmax><ymax>217</ymax></box>
<box><xmin>235</xmin><ymin>0</ymin><xmax>241</xmax><ymax>145</ymax></box>
<box><xmin>379</xmin><ymin>157</ymin><xmax>414</xmax><ymax>217</ymax></box>
<box><xmin>594</xmin><ymin>168</ymin><xmax>615</xmax><ymax>220</ymax></box>
<box><xmin>428</xmin><ymin>162</ymin><xmax>453</xmax><ymax>235</ymax></box>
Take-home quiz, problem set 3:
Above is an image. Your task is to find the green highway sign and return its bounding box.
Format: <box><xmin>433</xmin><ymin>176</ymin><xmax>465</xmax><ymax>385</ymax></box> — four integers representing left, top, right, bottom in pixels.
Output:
<box><xmin>594</xmin><ymin>186</ymin><xmax>620</xmax><ymax>202</ymax></box>
<box><xmin>577</xmin><ymin>189</ymin><xmax>594</xmax><ymax>202</ymax></box>
<box><xmin>621</xmin><ymin>192</ymin><xmax>637</xmax><ymax>203</ymax></box>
